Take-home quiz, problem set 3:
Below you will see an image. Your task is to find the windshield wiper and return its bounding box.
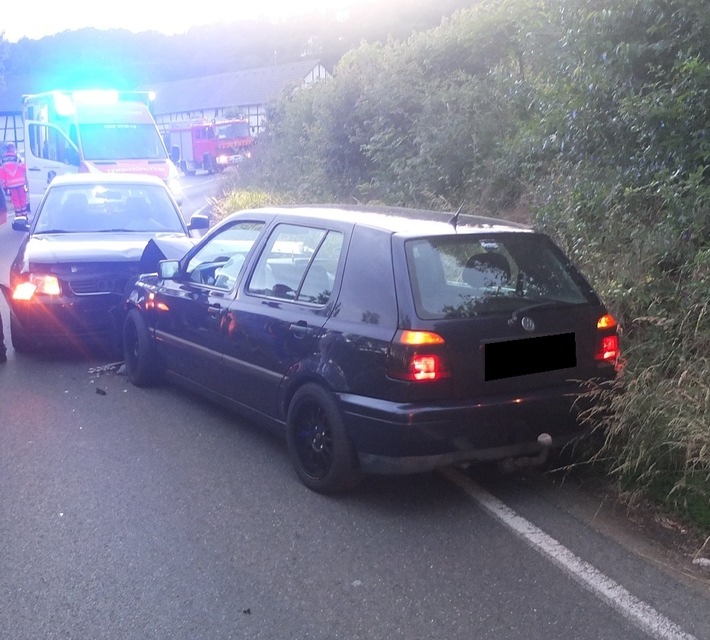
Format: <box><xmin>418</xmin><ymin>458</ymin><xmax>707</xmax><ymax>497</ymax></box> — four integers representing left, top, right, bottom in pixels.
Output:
<box><xmin>34</xmin><ymin>229</ymin><xmax>72</xmax><ymax>235</ymax></box>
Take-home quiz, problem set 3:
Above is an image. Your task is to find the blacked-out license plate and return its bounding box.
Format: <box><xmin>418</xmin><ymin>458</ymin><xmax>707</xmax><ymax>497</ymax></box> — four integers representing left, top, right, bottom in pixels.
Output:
<box><xmin>485</xmin><ymin>333</ymin><xmax>576</xmax><ymax>381</ymax></box>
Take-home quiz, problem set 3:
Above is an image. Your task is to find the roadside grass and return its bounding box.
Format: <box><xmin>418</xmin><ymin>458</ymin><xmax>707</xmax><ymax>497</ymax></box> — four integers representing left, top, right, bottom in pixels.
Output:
<box><xmin>576</xmin><ymin>353</ymin><xmax>710</xmax><ymax>539</ymax></box>
<box><xmin>209</xmin><ymin>186</ymin><xmax>297</xmax><ymax>223</ymax></box>
<box><xmin>644</xmin><ymin>473</ymin><xmax>710</xmax><ymax>533</ymax></box>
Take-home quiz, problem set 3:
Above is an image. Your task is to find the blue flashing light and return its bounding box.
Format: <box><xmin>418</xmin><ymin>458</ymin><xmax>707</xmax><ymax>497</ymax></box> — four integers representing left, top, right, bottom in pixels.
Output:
<box><xmin>72</xmin><ymin>90</ymin><xmax>119</xmax><ymax>105</ymax></box>
<box><xmin>53</xmin><ymin>92</ymin><xmax>76</xmax><ymax>116</ymax></box>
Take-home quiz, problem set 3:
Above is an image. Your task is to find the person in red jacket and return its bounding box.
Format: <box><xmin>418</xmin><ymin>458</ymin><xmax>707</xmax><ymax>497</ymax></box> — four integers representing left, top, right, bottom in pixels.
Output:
<box><xmin>0</xmin><ymin>185</ymin><xmax>7</xmax><ymax>362</ymax></box>
<box><xmin>0</xmin><ymin>142</ymin><xmax>30</xmax><ymax>214</ymax></box>
<box><xmin>0</xmin><ymin>175</ymin><xmax>6</xmax><ymax>227</ymax></box>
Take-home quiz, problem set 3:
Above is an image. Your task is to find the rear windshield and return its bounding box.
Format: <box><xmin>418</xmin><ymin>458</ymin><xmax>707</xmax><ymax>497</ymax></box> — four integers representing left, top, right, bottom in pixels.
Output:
<box><xmin>406</xmin><ymin>233</ymin><xmax>595</xmax><ymax>320</ymax></box>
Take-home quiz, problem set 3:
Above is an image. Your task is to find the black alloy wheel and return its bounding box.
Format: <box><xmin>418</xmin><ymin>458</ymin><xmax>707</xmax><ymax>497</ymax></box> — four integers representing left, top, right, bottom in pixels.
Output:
<box><xmin>286</xmin><ymin>383</ymin><xmax>361</xmax><ymax>494</ymax></box>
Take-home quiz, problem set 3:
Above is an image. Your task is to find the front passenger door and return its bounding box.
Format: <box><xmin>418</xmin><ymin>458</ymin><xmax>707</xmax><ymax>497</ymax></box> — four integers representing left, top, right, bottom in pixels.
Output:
<box><xmin>152</xmin><ymin>220</ymin><xmax>264</xmax><ymax>390</ymax></box>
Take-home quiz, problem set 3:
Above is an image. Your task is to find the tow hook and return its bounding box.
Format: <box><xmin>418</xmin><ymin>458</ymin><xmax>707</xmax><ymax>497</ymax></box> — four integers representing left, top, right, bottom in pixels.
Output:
<box><xmin>498</xmin><ymin>433</ymin><xmax>553</xmax><ymax>474</ymax></box>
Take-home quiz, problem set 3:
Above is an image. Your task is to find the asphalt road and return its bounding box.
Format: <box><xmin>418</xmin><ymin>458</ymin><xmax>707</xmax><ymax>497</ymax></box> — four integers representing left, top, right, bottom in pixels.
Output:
<box><xmin>1</xmin><ymin>177</ymin><xmax>709</xmax><ymax>640</ymax></box>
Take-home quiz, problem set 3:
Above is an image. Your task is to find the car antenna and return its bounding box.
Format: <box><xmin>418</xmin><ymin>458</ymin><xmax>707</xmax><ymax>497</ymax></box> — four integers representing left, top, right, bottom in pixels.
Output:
<box><xmin>448</xmin><ymin>203</ymin><xmax>464</xmax><ymax>231</ymax></box>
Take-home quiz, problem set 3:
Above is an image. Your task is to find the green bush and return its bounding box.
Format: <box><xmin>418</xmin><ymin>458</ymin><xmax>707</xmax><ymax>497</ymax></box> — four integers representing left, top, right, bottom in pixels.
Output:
<box><xmin>209</xmin><ymin>186</ymin><xmax>296</xmax><ymax>223</ymax></box>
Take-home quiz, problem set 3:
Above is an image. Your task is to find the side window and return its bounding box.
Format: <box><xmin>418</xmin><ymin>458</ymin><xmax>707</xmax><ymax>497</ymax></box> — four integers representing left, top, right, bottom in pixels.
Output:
<box><xmin>185</xmin><ymin>221</ymin><xmax>264</xmax><ymax>288</ymax></box>
<box><xmin>68</xmin><ymin>124</ymin><xmax>79</xmax><ymax>148</ymax></box>
<box><xmin>298</xmin><ymin>231</ymin><xmax>342</xmax><ymax>304</ymax></box>
<box><xmin>247</xmin><ymin>223</ymin><xmax>343</xmax><ymax>305</ymax></box>
<box><xmin>27</xmin><ymin>123</ymin><xmax>78</xmax><ymax>165</ymax></box>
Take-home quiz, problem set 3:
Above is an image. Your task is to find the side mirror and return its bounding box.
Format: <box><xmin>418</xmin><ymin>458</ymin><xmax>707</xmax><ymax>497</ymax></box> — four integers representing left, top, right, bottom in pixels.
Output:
<box><xmin>12</xmin><ymin>215</ymin><xmax>30</xmax><ymax>232</ymax></box>
<box><xmin>158</xmin><ymin>259</ymin><xmax>180</xmax><ymax>280</ymax></box>
<box><xmin>170</xmin><ymin>146</ymin><xmax>180</xmax><ymax>164</ymax></box>
<box><xmin>188</xmin><ymin>214</ymin><xmax>210</xmax><ymax>231</ymax></box>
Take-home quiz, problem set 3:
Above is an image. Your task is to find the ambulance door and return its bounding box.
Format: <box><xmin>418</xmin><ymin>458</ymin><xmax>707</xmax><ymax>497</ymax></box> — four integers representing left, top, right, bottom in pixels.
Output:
<box><xmin>24</xmin><ymin>121</ymin><xmax>80</xmax><ymax>211</ymax></box>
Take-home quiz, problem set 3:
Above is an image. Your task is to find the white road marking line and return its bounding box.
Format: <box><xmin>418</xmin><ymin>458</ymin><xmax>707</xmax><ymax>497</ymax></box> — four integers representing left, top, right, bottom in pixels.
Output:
<box><xmin>441</xmin><ymin>467</ymin><xmax>697</xmax><ymax>640</ymax></box>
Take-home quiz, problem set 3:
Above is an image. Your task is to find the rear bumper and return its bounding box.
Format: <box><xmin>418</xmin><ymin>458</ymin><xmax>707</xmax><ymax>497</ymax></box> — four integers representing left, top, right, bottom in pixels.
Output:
<box><xmin>337</xmin><ymin>385</ymin><xmax>595</xmax><ymax>474</ymax></box>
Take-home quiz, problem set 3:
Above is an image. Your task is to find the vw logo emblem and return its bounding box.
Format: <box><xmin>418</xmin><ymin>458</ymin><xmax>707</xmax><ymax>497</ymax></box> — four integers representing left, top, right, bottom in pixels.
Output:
<box><xmin>521</xmin><ymin>316</ymin><xmax>535</xmax><ymax>332</ymax></box>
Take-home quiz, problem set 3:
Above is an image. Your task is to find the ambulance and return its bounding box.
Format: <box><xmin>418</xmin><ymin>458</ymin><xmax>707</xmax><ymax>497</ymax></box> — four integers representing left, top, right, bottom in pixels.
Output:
<box><xmin>22</xmin><ymin>90</ymin><xmax>182</xmax><ymax>211</ymax></box>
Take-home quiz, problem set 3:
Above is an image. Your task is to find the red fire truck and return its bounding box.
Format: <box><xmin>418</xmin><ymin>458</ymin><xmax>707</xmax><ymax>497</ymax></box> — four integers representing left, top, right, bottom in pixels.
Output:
<box><xmin>165</xmin><ymin>118</ymin><xmax>253</xmax><ymax>175</ymax></box>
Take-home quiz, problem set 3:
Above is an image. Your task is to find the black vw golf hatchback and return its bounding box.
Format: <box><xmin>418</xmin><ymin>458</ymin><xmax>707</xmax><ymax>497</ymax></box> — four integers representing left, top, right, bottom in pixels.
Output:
<box><xmin>123</xmin><ymin>206</ymin><xmax>619</xmax><ymax>492</ymax></box>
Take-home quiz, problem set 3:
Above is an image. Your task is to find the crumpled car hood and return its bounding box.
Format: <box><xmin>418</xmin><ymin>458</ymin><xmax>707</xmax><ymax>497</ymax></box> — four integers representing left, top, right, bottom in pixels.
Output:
<box><xmin>16</xmin><ymin>232</ymin><xmax>196</xmax><ymax>270</ymax></box>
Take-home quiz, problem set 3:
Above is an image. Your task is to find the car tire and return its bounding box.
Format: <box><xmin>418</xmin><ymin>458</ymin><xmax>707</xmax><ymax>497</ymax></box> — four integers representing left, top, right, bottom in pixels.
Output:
<box><xmin>286</xmin><ymin>383</ymin><xmax>362</xmax><ymax>494</ymax></box>
<box><xmin>10</xmin><ymin>316</ymin><xmax>34</xmax><ymax>353</ymax></box>
<box><xmin>123</xmin><ymin>308</ymin><xmax>162</xmax><ymax>387</ymax></box>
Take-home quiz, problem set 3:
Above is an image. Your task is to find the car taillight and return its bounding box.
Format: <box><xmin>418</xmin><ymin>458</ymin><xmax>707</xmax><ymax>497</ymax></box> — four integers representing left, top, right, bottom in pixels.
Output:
<box><xmin>387</xmin><ymin>330</ymin><xmax>451</xmax><ymax>381</ymax></box>
<box><xmin>12</xmin><ymin>274</ymin><xmax>61</xmax><ymax>300</ymax></box>
<box><xmin>595</xmin><ymin>314</ymin><xmax>620</xmax><ymax>365</ymax></box>
<box><xmin>596</xmin><ymin>314</ymin><xmax>616</xmax><ymax>330</ymax></box>
<box><xmin>595</xmin><ymin>335</ymin><xmax>619</xmax><ymax>362</ymax></box>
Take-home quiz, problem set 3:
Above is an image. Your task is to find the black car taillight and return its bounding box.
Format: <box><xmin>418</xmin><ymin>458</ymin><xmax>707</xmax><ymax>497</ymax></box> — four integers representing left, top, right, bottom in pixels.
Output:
<box><xmin>386</xmin><ymin>330</ymin><xmax>451</xmax><ymax>381</ymax></box>
<box><xmin>595</xmin><ymin>314</ymin><xmax>620</xmax><ymax>367</ymax></box>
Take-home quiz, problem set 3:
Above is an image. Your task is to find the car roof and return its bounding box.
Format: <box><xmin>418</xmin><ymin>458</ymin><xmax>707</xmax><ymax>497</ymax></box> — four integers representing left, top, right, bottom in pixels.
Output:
<box><xmin>227</xmin><ymin>204</ymin><xmax>532</xmax><ymax>237</ymax></box>
<box><xmin>47</xmin><ymin>173</ymin><xmax>168</xmax><ymax>188</ymax></box>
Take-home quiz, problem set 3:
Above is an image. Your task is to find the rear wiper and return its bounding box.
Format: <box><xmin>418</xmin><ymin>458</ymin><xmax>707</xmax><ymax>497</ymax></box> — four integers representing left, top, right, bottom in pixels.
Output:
<box><xmin>507</xmin><ymin>301</ymin><xmax>568</xmax><ymax>326</ymax></box>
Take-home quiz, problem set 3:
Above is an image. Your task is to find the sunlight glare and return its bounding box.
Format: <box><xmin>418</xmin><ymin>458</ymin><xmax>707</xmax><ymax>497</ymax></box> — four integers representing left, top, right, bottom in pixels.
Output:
<box><xmin>1</xmin><ymin>0</ymin><xmax>366</xmax><ymax>42</ymax></box>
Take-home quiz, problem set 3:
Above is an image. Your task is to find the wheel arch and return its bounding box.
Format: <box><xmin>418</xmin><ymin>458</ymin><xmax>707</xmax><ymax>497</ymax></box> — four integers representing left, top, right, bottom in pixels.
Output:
<box><xmin>278</xmin><ymin>350</ymin><xmax>349</xmax><ymax>421</ymax></box>
<box><xmin>279</xmin><ymin>370</ymin><xmax>335</xmax><ymax>422</ymax></box>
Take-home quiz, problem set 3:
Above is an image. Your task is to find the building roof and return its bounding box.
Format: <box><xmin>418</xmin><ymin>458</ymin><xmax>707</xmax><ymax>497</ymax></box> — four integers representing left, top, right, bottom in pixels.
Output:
<box><xmin>149</xmin><ymin>59</ymin><xmax>326</xmax><ymax>116</ymax></box>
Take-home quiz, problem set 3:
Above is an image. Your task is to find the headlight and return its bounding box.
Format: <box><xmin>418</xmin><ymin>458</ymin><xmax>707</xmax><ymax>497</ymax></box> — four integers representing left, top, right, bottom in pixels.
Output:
<box><xmin>12</xmin><ymin>274</ymin><xmax>62</xmax><ymax>300</ymax></box>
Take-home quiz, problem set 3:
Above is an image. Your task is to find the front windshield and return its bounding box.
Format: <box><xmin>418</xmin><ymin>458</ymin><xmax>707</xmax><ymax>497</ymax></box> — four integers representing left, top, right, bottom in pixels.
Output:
<box><xmin>215</xmin><ymin>122</ymin><xmax>250</xmax><ymax>139</ymax></box>
<box><xmin>33</xmin><ymin>183</ymin><xmax>185</xmax><ymax>234</ymax></box>
<box><xmin>78</xmin><ymin>123</ymin><xmax>167</xmax><ymax>161</ymax></box>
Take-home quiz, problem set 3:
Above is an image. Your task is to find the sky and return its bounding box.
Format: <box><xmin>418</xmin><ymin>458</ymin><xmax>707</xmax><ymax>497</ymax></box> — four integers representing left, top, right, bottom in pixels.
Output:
<box><xmin>1</xmin><ymin>0</ymin><xmax>367</xmax><ymax>43</ymax></box>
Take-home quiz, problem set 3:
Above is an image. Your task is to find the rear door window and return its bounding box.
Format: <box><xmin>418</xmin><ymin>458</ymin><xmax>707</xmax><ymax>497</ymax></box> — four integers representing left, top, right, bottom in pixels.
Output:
<box><xmin>246</xmin><ymin>223</ymin><xmax>343</xmax><ymax>305</ymax></box>
<box><xmin>406</xmin><ymin>233</ymin><xmax>593</xmax><ymax>320</ymax></box>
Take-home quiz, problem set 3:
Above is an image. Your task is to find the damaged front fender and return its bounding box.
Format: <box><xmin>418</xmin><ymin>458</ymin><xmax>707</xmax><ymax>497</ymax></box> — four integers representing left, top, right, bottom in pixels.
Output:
<box><xmin>138</xmin><ymin>236</ymin><xmax>197</xmax><ymax>275</ymax></box>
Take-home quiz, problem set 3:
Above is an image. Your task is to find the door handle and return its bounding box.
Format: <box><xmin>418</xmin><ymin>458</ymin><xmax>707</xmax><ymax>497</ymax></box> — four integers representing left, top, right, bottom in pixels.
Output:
<box><xmin>289</xmin><ymin>320</ymin><xmax>312</xmax><ymax>338</ymax></box>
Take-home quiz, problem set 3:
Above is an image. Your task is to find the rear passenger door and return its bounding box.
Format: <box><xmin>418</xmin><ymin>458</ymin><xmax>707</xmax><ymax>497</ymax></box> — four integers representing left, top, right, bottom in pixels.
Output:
<box><xmin>219</xmin><ymin>222</ymin><xmax>346</xmax><ymax>420</ymax></box>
